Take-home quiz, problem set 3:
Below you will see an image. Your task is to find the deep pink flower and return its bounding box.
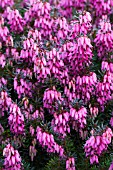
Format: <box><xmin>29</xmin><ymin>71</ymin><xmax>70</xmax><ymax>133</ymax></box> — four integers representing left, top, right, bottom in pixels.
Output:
<box><xmin>84</xmin><ymin>128</ymin><xmax>113</xmax><ymax>164</ymax></box>
<box><xmin>3</xmin><ymin>144</ymin><xmax>23</xmax><ymax>170</ymax></box>
<box><xmin>8</xmin><ymin>103</ymin><xmax>25</xmax><ymax>135</ymax></box>
<box><xmin>66</xmin><ymin>157</ymin><xmax>76</xmax><ymax>170</ymax></box>
<box><xmin>36</xmin><ymin>126</ymin><xmax>65</xmax><ymax>157</ymax></box>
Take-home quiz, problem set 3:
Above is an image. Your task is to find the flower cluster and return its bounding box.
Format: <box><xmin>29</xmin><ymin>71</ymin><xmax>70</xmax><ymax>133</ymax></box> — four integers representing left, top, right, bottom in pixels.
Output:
<box><xmin>66</xmin><ymin>157</ymin><xmax>76</xmax><ymax>170</ymax></box>
<box><xmin>43</xmin><ymin>87</ymin><xmax>63</xmax><ymax>113</ymax></box>
<box><xmin>51</xmin><ymin>112</ymin><xmax>70</xmax><ymax>138</ymax></box>
<box><xmin>70</xmin><ymin>107</ymin><xmax>87</xmax><ymax>131</ymax></box>
<box><xmin>0</xmin><ymin>0</ymin><xmax>14</xmax><ymax>8</ymax></box>
<box><xmin>101</xmin><ymin>61</ymin><xmax>113</xmax><ymax>73</ymax></box>
<box><xmin>84</xmin><ymin>128</ymin><xmax>113</xmax><ymax>164</ymax></box>
<box><xmin>34</xmin><ymin>53</ymin><xmax>50</xmax><ymax>82</ymax></box>
<box><xmin>0</xmin><ymin>78</ymin><xmax>7</xmax><ymax>88</ymax></box>
<box><xmin>96</xmin><ymin>71</ymin><xmax>113</xmax><ymax>110</ymax></box>
<box><xmin>0</xmin><ymin>53</ymin><xmax>6</xmax><ymax>68</ymax></box>
<box><xmin>4</xmin><ymin>7</ymin><xmax>25</xmax><ymax>32</ymax></box>
<box><xmin>3</xmin><ymin>144</ymin><xmax>23</xmax><ymax>170</ymax></box>
<box><xmin>94</xmin><ymin>16</ymin><xmax>113</xmax><ymax>58</ymax></box>
<box><xmin>0</xmin><ymin>0</ymin><xmax>113</xmax><ymax>169</ymax></box>
<box><xmin>20</xmin><ymin>38</ymin><xmax>39</xmax><ymax>63</ymax></box>
<box><xmin>36</xmin><ymin>126</ymin><xmax>65</xmax><ymax>157</ymax></box>
<box><xmin>70</xmin><ymin>35</ymin><xmax>93</xmax><ymax>75</ymax></box>
<box><xmin>0</xmin><ymin>124</ymin><xmax>4</xmax><ymax>143</ymax></box>
<box><xmin>75</xmin><ymin>72</ymin><xmax>97</xmax><ymax>102</ymax></box>
<box><xmin>0</xmin><ymin>16</ymin><xmax>9</xmax><ymax>43</ymax></box>
<box><xmin>14</xmin><ymin>77</ymin><xmax>32</xmax><ymax>98</ymax></box>
<box><xmin>90</xmin><ymin>0</ymin><xmax>113</xmax><ymax>16</ymax></box>
<box><xmin>0</xmin><ymin>91</ymin><xmax>12</xmax><ymax>117</ymax></box>
<box><xmin>89</xmin><ymin>105</ymin><xmax>99</xmax><ymax>118</ymax></box>
<box><xmin>24</xmin><ymin>0</ymin><xmax>52</xmax><ymax>37</ymax></box>
<box><xmin>110</xmin><ymin>112</ymin><xmax>113</xmax><ymax>127</ymax></box>
<box><xmin>8</xmin><ymin>103</ymin><xmax>25</xmax><ymax>135</ymax></box>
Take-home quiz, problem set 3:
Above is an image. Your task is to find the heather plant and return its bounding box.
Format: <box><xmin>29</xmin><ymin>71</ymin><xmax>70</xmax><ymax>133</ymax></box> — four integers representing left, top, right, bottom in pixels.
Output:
<box><xmin>0</xmin><ymin>0</ymin><xmax>113</xmax><ymax>170</ymax></box>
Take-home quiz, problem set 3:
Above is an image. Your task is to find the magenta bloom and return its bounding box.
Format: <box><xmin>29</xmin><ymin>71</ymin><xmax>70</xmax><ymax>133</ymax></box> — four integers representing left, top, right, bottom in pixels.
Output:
<box><xmin>8</xmin><ymin>103</ymin><xmax>25</xmax><ymax>135</ymax></box>
<box><xmin>3</xmin><ymin>144</ymin><xmax>23</xmax><ymax>170</ymax></box>
<box><xmin>84</xmin><ymin>128</ymin><xmax>113</xmax><ymax>164</ymax></box>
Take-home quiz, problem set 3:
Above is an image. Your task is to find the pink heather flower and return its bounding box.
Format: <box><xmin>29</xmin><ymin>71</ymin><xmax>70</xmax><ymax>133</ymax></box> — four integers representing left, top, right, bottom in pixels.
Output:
<box><xmin>109</xmin><ymin>112</ymin><xmax>113</xmax><ymax>127</ymax></box>
<box><xmin>28</xmin><ymin>29</ymin><xmax>42</xmax><ymax>41</ymax></box>
<box><xmin>66</xmin><ymin>157</ymin><xmax>76</xmax><ymax>170</ymax></box>
<box><xmin>109</xmin><ymin>161</ymin><xmax>113</xmax><ymax>170</ymax></box>
<box><xmin>64</xmin><ymin>80</ymin><xmax>76</xmax><ymax>102</ymax></box>
<box><xmin>34</xmin><ymin>17</ymin><xmax>53</xmax><ymax>37</ymax></box>
<box><xmin>0</xmin><ymin>0</ymin><xmax>113</xmax><ymax>168</ymax></box>
<box><xmin>43</xmin><ymin>87</ymin><xmax>63</xmax><ymax>113</ymax></box>
<box><xmin>94</xmin><ymin>17</ymin><xmax>113</xmax><ymax>58</ymax></box>
<box><xmin>36</xmin><ymin>126</ymin><xmax>65</xmax><ymax>157</ymax></box>
<box><xmin>29</xmin><ymin>125</ymin><xmax>35</xmax><ymax>136</ymax></box>
<box><xmin>4</xmin><ymin>7</ymin><xmax>25</xmax><ymax>32</ymax></box>
<box><xmin>29</xmin><ymin>146</ymin><xmax>36</xmax><ymax>161</ymax></box>
<box><xmin>77</xmin><ymin>35</ymin><xmax>92</xmax><ymax>56</ymax></box>
<box><xmin>22</xmin><ymin>0</ymin><xmax>39</xmax><ymax>7</ymax></box>
<box><xmin>16</xmin><ymin>68</ymin><xmax>33</xmax><ymax>79</ymax></box>
<box><xmin>90</xmin><ymin>155</ymin><xmax>99</xmax><ymax>164</ymax></box>
<box><xmin>0</xmin><ymin>20</ymin><xmax>9</xmax><ymax>42</ymax></box>
<box><xmin>24</xmin><ymin>107</ymin><xmax>44</xmax><ymax>121</ymax></box>
<box><xmin>34</xmin><ymin>109</ymin><xmax>44</xmax><ymax>120</ymax></box>
<box><xmin>0</xmin><ymin>123</ymin><xmax>4</xmax><ymax>142</ymax></box>
<box><xmin>0</xmin><ymin>78</ymin><xmax>7</xmax><ymax>88</ymax></box>
<box><xmin>8</xmin><ymin>103</ymin><xmax>25</xmax><ymax>135</ymax></box>
<box><xmin>29</xmin><ymin>145</ymin><xmax>37</xmax><ymax>161</ymax></box>
<box><xmin>79</xmin><ymin>130</ymin><xmax>88</xmax><ymax>140</ymax></box>
<box><xmin>0</xmin><ymin>123</ymin><xmax>4</xmax><ymax>135</ymax></box>
<box><xmin>84</xmin><ymin>128</ymin><xmax>113</xmax><ymax>164</ymax></box>
<box><xmin>70</xmin><ymin>11</ymin><xmax>92</xmax><ymax>39</ymax></box>
<box><xmin>0</xmin><ymin>16</ymin><xmax>4</xmax><ymax>25</ymax></box>
<box><xmin>28</xmin><ymin>108</ymin><xmax>44</xmax><ymax>121</ymax></box>
<box><xmin>89</xmin><ymin>104</ymin><xmax>99</xmax><ymax>118</ymax></box>
<box><xmin>73</xmin><ymin>36</ymin><xmax>93</xmax><ymax>74</ymax></box>
<box><xmin>102</xmin><ymin>128</ymin><xmax>113</xmax><ymax>144</ymax></box>
<box><xmin>34</xmin><ymin>54</ymin><xmax>51</xmax><ymax>81</ymax></box>
<box><xmin>90</xmin><ymin>0</ymin><xmax>113</xmax><ymax>16</ymax></box>
<box><xmin>0</xmin><ymin>53</ymin><xmax>6</xmax><ymax>68</ymax></box>
<box><xmin>5</xmin><ymin>35</ymin><xmax>13</xmax><ymax>47</ymax></box>
<box><xmin>58</xmin><ymin>0</ymin><xmax>88</xmax><ymax>19</ymax></box>
<box><xmin>46</xmin><ymin>48</ymin><xmax>69</xmax><ymax>84</ymax></box>
<box><xmin>53</xmin><ymin>17</ymin><xmax>69</xmax><ymax>40</ymax></box>
<box><xmin>79</xmin><ymin>11</ymin><xmax>92</xmax><ymax>34</ymax></box>
<box><xmin>110</xmin><ymin>116</ymin><xmax>113</xmax><ymax>127</ymax></box>
<box><xmin>96</xmin><ymin>71</ymin><xmax>113</xmax><ymax>110</ymax></box>
<box><xmin>14</xmin><ymin>77</ymin><xmax>32</xmax><ymax>98</ymax></box>
<box><xmin>3</xmin><ymin>144</ymin><xmax>23</xmax><ymax>170</ymax></box>
<box><xmin>58</xmin><ymin>0</ymin><xmax>73</xmax><ymax>18</ymax></box>
<box><xmin>74</xmin><ymin>72</ymin><xmax>97</xmax><ymax>102</ymax></box>
<box><xmin>23</xmin><ymin>103</ymin><xmax>34</xmax><ymax>120</ymax></box>
<box><xmin>0</xmin><ymin>91</ymin><xmax>12</xmax><ymax>117</ymax></box>
<box><xmin>20</xmin><ymin>38</ymin><xmax>39</xmax><ymax>64</ymax></box>
<box><xmin>64</xmin><ymin>35</ymin><xmax>93</xmax><ymax>77</ymax></box>
<box><xmin>6</xmin><ymin>48</ymin><xmax>20</xmax><ymax>62</ymax></box>
<box><xmin>70</xmin><ymin>107</ymin><xmax>87</xmax><ymax>131</ymax></box>
<box><xmin>73</xmin><ymin>0</ymin><xmax>87</xmax><ymax>9</ymax></box>
<box><xmin>0</xmin><ymin>0</ymin><xmax>14</xmax><ymax>8</ymax></box>
<box><xmin>51</xmin><ymin>112</ymin><xmax>70</xmax><ymax>138</ymax></box>
<box><xmin>101</xmin><ymin>61</ymin><xmax>113</xmax><ymax>73</ymax></box>
<box><xmin>24</xmin><ymin>1</ymin><xmax>51</xmax><ymax>24</ymax></box>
